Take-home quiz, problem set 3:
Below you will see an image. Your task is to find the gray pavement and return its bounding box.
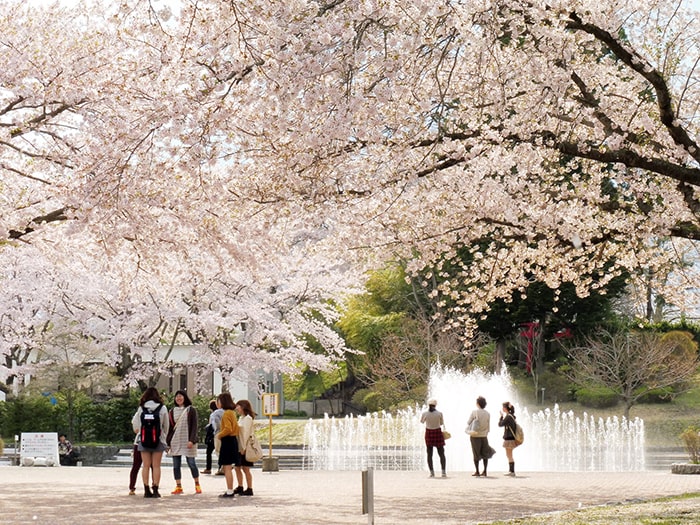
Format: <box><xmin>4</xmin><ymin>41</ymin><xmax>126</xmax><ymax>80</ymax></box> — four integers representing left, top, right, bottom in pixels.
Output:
<box><xmin>1</xmin><ymin>466</ymin><xmax>699</xmax><ymax>524</ymax></box>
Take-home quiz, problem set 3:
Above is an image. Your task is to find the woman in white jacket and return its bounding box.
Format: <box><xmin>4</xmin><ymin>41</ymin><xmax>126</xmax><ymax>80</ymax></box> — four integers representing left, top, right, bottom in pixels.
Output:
<box><xmin>234</xmin><ymin>399</ymin><xmax>257</xmax><ymax>496</ymax></box>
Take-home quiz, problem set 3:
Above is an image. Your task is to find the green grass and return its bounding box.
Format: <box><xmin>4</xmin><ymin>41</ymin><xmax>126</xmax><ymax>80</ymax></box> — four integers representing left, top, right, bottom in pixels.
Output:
<box><xmin>482</xmin><ymin>493</ymin><xmax>700</xmax><ymax>525</ymax></box>
<box><xmin>255</xmin><ymin>420</ymin><xmax>307</xmax><ymax>446</ymax></box>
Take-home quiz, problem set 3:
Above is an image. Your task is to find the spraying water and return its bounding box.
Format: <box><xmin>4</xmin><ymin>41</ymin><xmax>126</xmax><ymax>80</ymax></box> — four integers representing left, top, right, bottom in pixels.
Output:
<box><xmin>303</xmin><ymin>365</ymin><xmax>645</xmax><ymax>471</ymax></box>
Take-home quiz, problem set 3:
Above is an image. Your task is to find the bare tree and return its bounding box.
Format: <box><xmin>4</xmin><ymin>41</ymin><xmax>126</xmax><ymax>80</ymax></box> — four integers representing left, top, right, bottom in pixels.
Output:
<box><xmin>567</xmin><ymin>330</ymin><xmax>698</xmax><ymax>418</ymax></box>
<box><xmin>356</xmin><ymin>313</ymin><xmax>482</xmax><ymax>408</ymax></box>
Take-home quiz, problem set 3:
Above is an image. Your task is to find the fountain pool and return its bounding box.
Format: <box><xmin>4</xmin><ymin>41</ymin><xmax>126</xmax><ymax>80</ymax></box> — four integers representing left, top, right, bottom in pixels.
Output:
<box><xmin>303</xmin><ymin>366</ymin><xmax>645</xmax><ymax>472</ymax></box>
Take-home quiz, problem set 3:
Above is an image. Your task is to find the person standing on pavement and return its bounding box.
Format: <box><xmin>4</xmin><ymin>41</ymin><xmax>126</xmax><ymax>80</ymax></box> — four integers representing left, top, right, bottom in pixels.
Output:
<box><xmin>166</xmin><ymin>390</ymin><xmax>202</xmax><ymax>495</ymax></box>
<box><xmin>131</xmin><ymin>386</ymin><xmax>169</xmax><ymax>498</ymax></box>
<box><xmin>234</xmin><ymin>399</ymin><xmax>257</xmax><ymax>495</ymax></box>
<box><xmin>466</xmin><ymin>396</ymin><xmax>492</xmax><ymax>477</ymax></box>
<box><xmin>128</xmin><ymin>431</ymin><xmax>142</xmax><ymax>495</ymax></box>
<box><xmin>202</xmin><ymin>399</ymin><xmax>217</xmax><ymax>474</ymax></box>
<box><xmin>216</xmin><ymin>392</ymin><xmax>240</xmax><ymax>498</ymax></box>
<box><xmin>420</xmin><ymin>398</ymin><xmax>447</xmax><ymax>478</ymax></box>
<box><xmin>499</xmin><ymin>401</ymin><xmax>518</xmax><ymax>477</ymax></box>
<box><xmin>212</xmin><ymin>397</ymin><xmax>225</xmax><ymax>475</ymax></box>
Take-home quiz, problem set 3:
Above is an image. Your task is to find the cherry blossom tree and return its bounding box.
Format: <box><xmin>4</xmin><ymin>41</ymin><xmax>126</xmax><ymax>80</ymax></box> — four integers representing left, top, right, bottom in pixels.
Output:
<box><xmin>2</xmin><ymin>0</ymin><xmax>699</xmax><ymax>384</ymax></box>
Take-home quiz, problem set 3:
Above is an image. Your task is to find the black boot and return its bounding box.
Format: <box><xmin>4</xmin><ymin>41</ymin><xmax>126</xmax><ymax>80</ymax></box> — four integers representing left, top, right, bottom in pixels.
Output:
<box><xmin>151</xmin><ymin>485</ymin><xmax>161</xmax><ymax>498</ymax></box>
<box><xmin>144</xmin><ymin>484</ymin><xmax>153</xmax><ymax>498</ymax></box>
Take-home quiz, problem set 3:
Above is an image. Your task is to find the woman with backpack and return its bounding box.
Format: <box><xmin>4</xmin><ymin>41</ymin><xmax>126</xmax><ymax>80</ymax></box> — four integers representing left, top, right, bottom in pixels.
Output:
<box><xmin>132</xmin><ymin>387</ymin><xmax>170</xmax><ymax>498</ymax></box>
<box><xmin>166</xmin><ymin>390</ymin><xmax>202</xmax><ymax>495</ymax></box>
<box><xmin>499</xmin><ymin>401</ymin><xmax>518</xmax><ymax>477</ymax></box>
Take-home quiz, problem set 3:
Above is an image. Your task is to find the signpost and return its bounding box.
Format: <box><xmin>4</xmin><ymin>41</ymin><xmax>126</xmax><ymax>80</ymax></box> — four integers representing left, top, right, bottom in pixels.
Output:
<box><xmin>261</xmin><ymin>392</ymin><xmax>279</xmax><ymax>472</ymax></box>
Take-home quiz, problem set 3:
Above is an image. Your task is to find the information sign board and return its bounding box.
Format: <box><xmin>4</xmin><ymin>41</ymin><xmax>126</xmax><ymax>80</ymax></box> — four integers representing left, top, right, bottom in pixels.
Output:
<box><xmin>20</xmin><ymin>432</ymin><xmax>59</xmax><ymax>467</ymax></box>
<box><xmin>262</xmin><ymin>393</ymin><xmax>280</xmax><ymax>416</ymax></box>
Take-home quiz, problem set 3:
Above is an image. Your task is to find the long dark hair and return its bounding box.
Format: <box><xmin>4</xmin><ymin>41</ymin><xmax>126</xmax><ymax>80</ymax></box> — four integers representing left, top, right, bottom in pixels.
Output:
<box><xmin>236</xmin><ymin>399</ymin><xmax>257</xmax><ymax>418</ymax></box>
<box><xmin>140</xmin><ymin>386</ymin><xmax>162</xmax><ymax>406</ymax></box>
<box><xmin>502</xmin><ymin>401</ymin><xmax>515</xmax><ymax>416</ymax></box>
<box><xmin>174</xmin><ymin>390</ymin><xmax>192</xmax><ymax>407</ymax></box>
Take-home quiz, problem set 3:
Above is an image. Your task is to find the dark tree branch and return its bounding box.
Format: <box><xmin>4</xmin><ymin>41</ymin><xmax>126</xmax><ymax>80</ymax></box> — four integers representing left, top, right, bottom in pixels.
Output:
<box><xmin>566</xmin><ymin>12</ymin><xmax>700</xmax><ymax>163</ymax></box>
<box><xmin>8</xmin><ymin>207</ymin><xmax>70</xmax><ymax>240</ymax></box>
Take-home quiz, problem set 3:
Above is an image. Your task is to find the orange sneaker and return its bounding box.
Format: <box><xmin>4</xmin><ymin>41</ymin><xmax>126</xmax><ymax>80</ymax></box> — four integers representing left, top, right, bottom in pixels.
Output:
<box><xmin>171</xmin><ymin>486</ymin><xmax>184</xmax><ymax>495</ymax></box>
<box><xmin>195</xmin><ymin>484</ymin><xmax>202</xmax><ymax>494</ymax></box>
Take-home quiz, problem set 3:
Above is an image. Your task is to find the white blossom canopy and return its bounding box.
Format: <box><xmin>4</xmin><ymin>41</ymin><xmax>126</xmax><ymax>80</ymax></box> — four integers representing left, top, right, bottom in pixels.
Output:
<box><xmin>1</xmin><ymin>0</ymin><xmax>699</xmax><ymax>382</ymax></box>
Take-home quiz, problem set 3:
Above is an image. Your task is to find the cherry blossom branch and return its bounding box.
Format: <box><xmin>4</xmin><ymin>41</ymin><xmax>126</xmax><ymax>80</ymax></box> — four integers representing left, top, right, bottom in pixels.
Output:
<box><xmin>566</xmin><ymin>11</ymin><xmax>700</xmax><ymax>163</ymax></box>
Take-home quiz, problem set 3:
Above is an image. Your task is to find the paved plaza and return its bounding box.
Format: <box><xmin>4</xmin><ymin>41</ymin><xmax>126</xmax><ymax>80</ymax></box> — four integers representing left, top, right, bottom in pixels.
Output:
<box><xmin>1</xmin><ymin>466</ymin><xmax>699</xmax><ymax>524</ymax></box>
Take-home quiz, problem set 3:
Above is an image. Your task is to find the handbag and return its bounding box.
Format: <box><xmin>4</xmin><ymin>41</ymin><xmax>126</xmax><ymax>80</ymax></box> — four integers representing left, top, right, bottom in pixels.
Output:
<box><xmin>466</xmin><ymin>418</ymin><xmax>480</xmax><ymax>437</ymax></box>
<box><xmin>442</xmin><ymin>430</ymin><xmax>452</xmax><ymax>440</ymax></box>
<box><xmin>244</xmin><ymin>432</ymin><xmax>264</xmax><ymax>462</ymax></box>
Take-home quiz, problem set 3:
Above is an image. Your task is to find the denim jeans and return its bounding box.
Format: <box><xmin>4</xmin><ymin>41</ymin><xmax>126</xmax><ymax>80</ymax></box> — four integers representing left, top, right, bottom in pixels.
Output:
<box><xmin>172</xmin><ymin>455</ymin><xmax>199</xmax><ymax>480</ymax></box>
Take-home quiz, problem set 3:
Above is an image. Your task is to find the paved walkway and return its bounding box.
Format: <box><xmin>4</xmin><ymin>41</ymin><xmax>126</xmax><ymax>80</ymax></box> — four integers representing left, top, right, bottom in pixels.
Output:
<box><xmin>1</xmin><ymin>466</ymin><xmax>699</xmax><ymax>524</ymax></box>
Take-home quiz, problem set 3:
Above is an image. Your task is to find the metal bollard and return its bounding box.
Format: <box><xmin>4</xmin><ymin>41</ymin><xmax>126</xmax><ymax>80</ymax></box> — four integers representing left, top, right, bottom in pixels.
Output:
<box><xmin>362</xmin><ymin>468</ymin><xmax>374</xmax><ymax>524</ymax></box>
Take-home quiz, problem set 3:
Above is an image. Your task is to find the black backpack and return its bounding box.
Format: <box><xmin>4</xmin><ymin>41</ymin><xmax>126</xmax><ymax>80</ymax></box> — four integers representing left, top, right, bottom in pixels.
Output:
<box><xmin>204</xmin><ymin>423</ymin><xmax>215</xmax><ymax>446</ymax></box>
<box><xmin>140</xmin><ymin>403</ymin><xmax>163</xmax><ymax>448</ymax></box>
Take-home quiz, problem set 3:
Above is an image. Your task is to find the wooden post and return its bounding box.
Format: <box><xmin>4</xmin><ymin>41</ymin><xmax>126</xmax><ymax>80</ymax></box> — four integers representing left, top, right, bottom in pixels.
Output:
<box><xmin>268</xmin><ymin>414</ymin><xmax>273</xmax><ymax>457</ymax></box>
<box><xmin>261</xmin><ymin>393</ymin><xmax>280</xmax><ymax>472</ymax></box>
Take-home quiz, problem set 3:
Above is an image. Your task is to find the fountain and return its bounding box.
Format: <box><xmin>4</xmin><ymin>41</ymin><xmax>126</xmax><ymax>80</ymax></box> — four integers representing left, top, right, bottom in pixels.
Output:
<box><xmin>303</xmin><ymin>365</ymin><xmax>645</xmax><ymax>471</ymax></box>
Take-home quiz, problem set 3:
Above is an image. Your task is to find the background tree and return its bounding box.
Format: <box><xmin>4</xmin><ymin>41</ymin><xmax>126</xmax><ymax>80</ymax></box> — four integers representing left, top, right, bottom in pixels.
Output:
<box><xmin>30</xmin><ymin>330</ymin><xmax>119</xmax><ymax>438</ymax></box>
<box><xmin>337</xmin><ymin>264</ymin><xmax>471</xmax><ymax>409</ymax></box>
<box><xmin>567</xmin><ymin>329</ymin><xmax>699</xmax><ymax>418</ymax></box>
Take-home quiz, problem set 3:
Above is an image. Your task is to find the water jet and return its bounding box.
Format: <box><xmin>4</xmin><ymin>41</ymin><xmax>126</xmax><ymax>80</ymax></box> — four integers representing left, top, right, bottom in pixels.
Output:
<box><xmin>303</xmin><ymin>366</ymin><xmax>645</xmax><ymax>471</ymax></box>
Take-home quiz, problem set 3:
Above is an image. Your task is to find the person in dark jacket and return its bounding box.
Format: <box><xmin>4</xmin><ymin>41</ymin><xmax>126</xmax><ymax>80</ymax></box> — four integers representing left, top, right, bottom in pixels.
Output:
<box><xmin>499</xmin><ymin>401</ymin><xmax>518</xmax><ymax>477</ymax></box>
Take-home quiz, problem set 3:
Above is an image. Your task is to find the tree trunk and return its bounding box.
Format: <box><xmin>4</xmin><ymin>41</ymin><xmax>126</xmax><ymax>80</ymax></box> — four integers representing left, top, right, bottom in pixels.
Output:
<box><xmin>494</xmin><ymin>338</ymin><xmax>506</xmax><ymax>374</ymax></box>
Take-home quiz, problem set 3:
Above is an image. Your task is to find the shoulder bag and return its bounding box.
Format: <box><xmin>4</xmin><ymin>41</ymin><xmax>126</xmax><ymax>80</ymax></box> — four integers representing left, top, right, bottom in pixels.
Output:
<box><xmin>245</xmin><ymin>432</ymin><xmax>264</xmax><ymax>462</ymax></box>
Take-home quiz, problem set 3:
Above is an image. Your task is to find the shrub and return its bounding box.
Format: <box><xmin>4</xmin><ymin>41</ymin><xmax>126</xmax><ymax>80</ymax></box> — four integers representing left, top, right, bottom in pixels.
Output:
<box><xmin>538</xmin><ymin>368</ymin><xmax>577</xmax><ymax>403</ymax></box>
<box><xmin>351</xmin><ymin>388</ymin><xmax>370</xmax><ymax>410</ymax></box>
<box><xmin>637</xmin><ymin>387</ymin><xmax>675</xmax><ymax>404</ymax></box>
<box><xmin>0</xmin><ymin>394</ymin><xmax>62</xmax><ymax>437</ymax></box>
<box><xmin>283</xmin><ymin>409</ymin><xmax>308</xmax><ymax>417</ymax></box>
<box><xmin>575</xmin><ymin>386</ymin><xmax>619</xmax><ymax>408</ymax></box>
<box><xmin>85</xmin><ymin>391</ymin><xmax>142</xmax><ymax>442</ymax></box>
<box><xmin>680</xmin><ymin>425</ymin><xmax>700</xmax><ymax>464</ymax></box>
<box><xmin>362</xmin><ymin>391</ymin><xmax>381</xmax><ymax>412</ymax></box>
